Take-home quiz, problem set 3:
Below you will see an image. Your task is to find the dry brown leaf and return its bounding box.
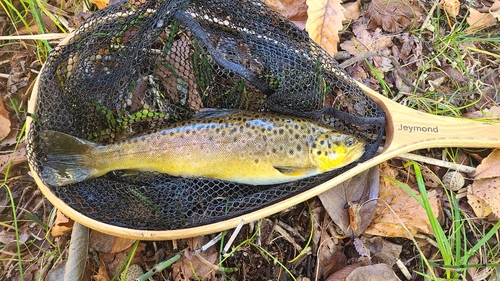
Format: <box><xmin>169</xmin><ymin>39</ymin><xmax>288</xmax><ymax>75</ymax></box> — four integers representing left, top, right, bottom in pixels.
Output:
<box><xmin>0</xmin><ymin>146</ymin><xmax>26</xmax><ymax>174</ymax></box>
<box><xmin>89</xmin><ymin>230</ymin><xmax>136</xmax><ymax>254</ymax></box>
<box><xmin>491</xmin><ymin>0</ymin><xmax>500</xmax><ymax>20</ymax></box>
<box><xmin>262</xmin><ymin>0</ymin><xmax>308</xmax><ymax>21</ymax></box>
<box><xmin>466</xmin><ymin>8</ymin><xmax>497</xmax><ymax>33</ymax></box>
<box><xmin>365</xmin><ymin>0</ymin><xmax>423</xmax><ymax>33</ymax></box>
<box><xmin>469</xmin><ymin>177</ymin><xmax>500</xmax><ymax>218</ymax></box>
<box><xmin>361</xmin><ymin>237</ymin><xmax>401</xmax><ymax>266</ymax></box>
<box><xmin>343</xmin><ymin>1</ymin><xmax>361</xmax><ymax>23</ymax></box>
<box><xmin>340</xmin><ymin>22</ymin><xmax>393</xmax><ymax>74</ymax></box>
<box><xmin>319</xmin><ymin>166</ymin><xmax>379</xmax><ymax>237</ymax></box>
<box><xmin>90</xmin><ymin>0</ymin><xmax>109</xmax><ymax>9</ymax></box>
<box><xmin>306</xmin><ymin>0</ymin><xmax>345</xmax><ymax>55</ymax></box>
<box><xmin>364</xmin><ymin>162</ymin><xmax>441</xmax><ymax>239</ymax></box>
<box><xmin>326</xmin><ymin>264</ymin><xmax>361</xmax><ymax>281</ymax></box>
<box><xmin>172</xmin><ymin>236</ymin><xmax>218</xmax><ymax>280</ymax></box>
<box><xmin>345</xmin><ymin>263</ymin><xmax>401</xmax><ymax>281</ymax></box>
<box><xmin>91</xmin><ymin>263</ymin><xmax>110</xmax><ymax>281</ymax></box>
<box><xmin>0</xmin><ymin>97</ymin><xmax>10</xmax><ymax>141</ymax></box>
<box><xmin>467</xmin><ymin>186</ymin><xmax>492</xmax><ymax>217</ymax></box>
<box><xmin>472</xmin><ymin>149</ymin><xmax>500</xmax><ymax>179</ymax></box>
<box><xmin>439</xmin><ymin>0</ymin><xmax>460</xmax><ymax>17</ymax></box>
<box><xmin>51</xmin><ymin>210</ymin><xmax>74</xmax><ymax>237</ymax></box>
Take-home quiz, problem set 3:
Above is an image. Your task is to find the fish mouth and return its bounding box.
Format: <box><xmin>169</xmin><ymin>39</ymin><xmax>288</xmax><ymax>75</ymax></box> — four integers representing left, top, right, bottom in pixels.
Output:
<box><xmin>343</xmin><ymin>142</ymin><xmax>366</xmax><ymax>164</ymax></box>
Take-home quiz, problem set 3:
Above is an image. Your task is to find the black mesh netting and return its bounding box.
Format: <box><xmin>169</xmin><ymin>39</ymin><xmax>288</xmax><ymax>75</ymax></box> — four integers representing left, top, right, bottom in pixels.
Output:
<box><xmin>27</xmin><ymin>0</ymin><xmax>385</xmax><ymax>230</ymax></box>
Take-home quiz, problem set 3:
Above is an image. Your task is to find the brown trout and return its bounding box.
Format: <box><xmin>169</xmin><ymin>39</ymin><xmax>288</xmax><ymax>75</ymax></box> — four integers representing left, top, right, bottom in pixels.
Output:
<box><xmin>41</xmin><ymin>109</ymin><xmax>365</xmax><ymax>186</ymax></box>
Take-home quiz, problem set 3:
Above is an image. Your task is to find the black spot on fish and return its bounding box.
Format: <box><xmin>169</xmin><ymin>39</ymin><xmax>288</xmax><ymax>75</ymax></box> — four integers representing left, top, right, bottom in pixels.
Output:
<box><xmin>289</xmin><ymin>149</ymin><xmax>294</xmax><ymax>156</ymax></box>
<box><xmin>246</xmin><ymin>122</ymin><xmax>251</xmax><ymax>128</ymax></box>
<box><xmin>294</xmin><ymin>124</ymin><xmax>299</xmax><ymax>129</ymax></box>
<box><xmin>278</xmin><ymin>129</ymin><xmax>284</xmax><ymax>135</ymax></box>
<box><xmin>272</xmin><ymin>148</ymin><xmax>277</xmax><ymax>153</ymax></box>
<box><xmin>297</xmin><ymin>144</ymin><xmax>302</xmax><ymax>151</ymax></box>
<box><xmin>215</xmin><ymin>128</ymin><xmax>220</xmax><ymax>134</ymax></box>
<box><xmin>229</xmin><ymin>128</ymin><xmax>238</xmax><ymax>135</ymax></box>
<box><xmin>317</xmin><ymin>151</ymin><xmax>322</xmax><ymax>156</ymax></box>
<box><xmin>312</xmin><ymin>143</ymin><xmax>317</xmax><ymax>149</ymax></box>
<box><xmin>288</xmin><ymin>129</ymin><xmax>294</xmax><ymax>134</ymax></box>
<box><xmin>239</xmin><ymin>126</ymin><xmax>244</xmax><ymax>132</ymax></box>
<box><xmin>294</xmin><ymin>134</ymin><xmax>300</xmax><ymax>139</ymax></box>
<box><xmin>328</xmin><ymin>143</ymin><xmax>332</xmax><ymax>149</ymax></box>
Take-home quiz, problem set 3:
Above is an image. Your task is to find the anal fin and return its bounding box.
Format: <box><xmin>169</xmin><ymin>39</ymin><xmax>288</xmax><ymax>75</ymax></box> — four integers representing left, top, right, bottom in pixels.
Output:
<box><xmin>273</xmin><ymin>166</ymin><xmax>317</xmax><ymax>177</ymax></box>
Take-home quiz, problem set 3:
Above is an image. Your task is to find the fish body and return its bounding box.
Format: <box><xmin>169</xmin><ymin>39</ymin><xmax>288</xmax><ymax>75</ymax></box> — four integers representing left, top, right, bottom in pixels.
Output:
<box><xmin>41</xmin><ymin>110</ymin><xmax>365</xmax><ymax>186</ymax></box>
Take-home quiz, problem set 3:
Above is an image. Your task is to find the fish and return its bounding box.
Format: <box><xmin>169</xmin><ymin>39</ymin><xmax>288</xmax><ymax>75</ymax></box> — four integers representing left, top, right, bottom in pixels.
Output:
<box><xmin>40</xmin><ymin>109</ymin><xmax>365</xmax><ymax>186</ymax></box>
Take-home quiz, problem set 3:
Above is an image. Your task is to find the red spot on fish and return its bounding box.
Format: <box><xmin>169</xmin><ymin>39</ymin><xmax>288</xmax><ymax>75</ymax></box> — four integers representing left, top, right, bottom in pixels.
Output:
<box><xmin>241</xmin><ymin>139</ymin><xmax>245</xmax><ymax>143</ymax></box>
<box><xmin>114</xmin><ymin>153</ymin><xmax>118</xmax><ymax>158</ymax></box>
<box><xmin>255</xmin><ymin>159</ymin><xmax>259</xmax><ymax>164</ymax></box>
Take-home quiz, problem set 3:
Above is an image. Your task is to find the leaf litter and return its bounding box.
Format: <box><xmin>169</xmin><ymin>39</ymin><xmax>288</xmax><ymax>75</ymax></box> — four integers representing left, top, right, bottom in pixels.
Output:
<box><xmin>2</xmin><ymin>0</ymin><xmax>500</xmax><ymax>280</ymax></box>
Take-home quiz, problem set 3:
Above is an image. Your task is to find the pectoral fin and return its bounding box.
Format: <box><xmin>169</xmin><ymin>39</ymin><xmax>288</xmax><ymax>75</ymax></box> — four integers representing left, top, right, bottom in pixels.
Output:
<box><xmin>273</xmin><ymin>166</ymin><xmax>318</xmax><ymax>177</ymax></box>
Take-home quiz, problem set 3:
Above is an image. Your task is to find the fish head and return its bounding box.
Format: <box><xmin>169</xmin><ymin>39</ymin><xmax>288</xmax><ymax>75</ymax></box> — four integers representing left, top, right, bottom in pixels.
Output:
<box><xmin>310</xmin><ymin>133</ymin><xmax>366</xmax><ymax>172</ymax></box>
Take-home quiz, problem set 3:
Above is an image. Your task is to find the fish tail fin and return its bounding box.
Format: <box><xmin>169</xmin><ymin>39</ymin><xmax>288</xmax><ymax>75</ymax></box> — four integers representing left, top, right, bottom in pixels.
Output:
<box><xmin>41</xmin><ymin>131</ymin><xmax>98</xmax><ymax>186</ymax></box>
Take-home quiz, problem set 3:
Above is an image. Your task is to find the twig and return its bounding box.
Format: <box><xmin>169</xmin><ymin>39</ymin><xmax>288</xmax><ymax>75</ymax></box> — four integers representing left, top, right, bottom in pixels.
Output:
<box><xmin>223</xmin><ymin>219</ymin><xmax>245</xmax><ymax>254</ymax></box>
<box><xmin>0</xmin><ymin>33</ymin><xmax>69</xmax><ymax>40</ymax></box>
<box><xmin>396</xmin><ymin>152</ymin><xmax>476</xmax><ymax>175</ymax></box>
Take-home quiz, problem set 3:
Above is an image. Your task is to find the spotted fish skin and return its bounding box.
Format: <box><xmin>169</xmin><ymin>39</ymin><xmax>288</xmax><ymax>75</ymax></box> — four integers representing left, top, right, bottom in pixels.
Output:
<box><xmin>41</xmin><ymin>110</ymin><xmax>365</xmax><ymax>186</ymax></box>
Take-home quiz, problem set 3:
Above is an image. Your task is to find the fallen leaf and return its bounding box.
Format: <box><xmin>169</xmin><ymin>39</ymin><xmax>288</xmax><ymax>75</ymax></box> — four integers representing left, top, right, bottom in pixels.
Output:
<box><xmin>364</xmin><ymin>162</ymin><xmax>441</xmax><ymax>239</ymax></box>
<box><xmin>472</xmin><ymin>149</ymin><xmax>500</xmax><ymax>179</ymax></box>
<box><xmin>0</xmin><ymin>146</ymin><xmax>26</xmax><ymax>174</ymax></box>
<box><xmin>0</xmin><ymin>97</ymin><xmax>10</xmax><ymax>141</ymax></box>
<box><xmin>466</xmin><ymin>8</ymin><xmax>497</xmax><ymax>33</ymax></box>
<box><xmin>90</xmin><ymin>0</ymin><xmax>109</xmax><ymax>9</ymax></box>
<box><xmin>91</xmin><ymin>263</ymin><xmax>110</xmax><ymax>281</ymax></box>
<box><xmin>361</xmin><ymin>236</ymin><xmax>402</xmax><ymax>266</ymax></box>
<box><xmin>439</xmin><ymin>0</ymin><xmax>460</xmax><ymax>17</ymax></box>
<box><xmin>51</xmin><ymin>210</ymin><xmax>74</xmax><ymax>237</ymax></box>
<box><xmin>340</xmin><ymin>23</ymin><xmax>393</xmax><ymax>75</ymax></box>
<box><xmin>467</xmin><ymin>186</ymin><xmax>492</xmax><ymax>218</ymax></box>
<box><xmin>306</xmin><ymin>0</ymin><xmax>346</xmax><ymax>55</ymax></box>
<box><xmin>491</xmin><ymin>0</ymin><xmax>500</xmax><ymax>20</ymax></box>
<box><xmin>89</xmin><ymin>230</ymin><xmax>136</xmax><ymax>254</ymax></box>
<box><xmin>172</xmin><ymin>236</ymin><xmax>218</xmax><ymax>280</ymax></box>
<box><xmin>345</xmin><ymin>263</ymin><xmax>401</xmax><ymax>281</ymax></box>
<box><xmin>262</xmin><ymin>0</ymin><xmax>308</xmax><ymax>21</ymax></box>
<box><xmin>319</xmin><ymin>166</ymin><xmax>379</xmax><ymax>237</ymax></box>
<box><xmin>326</xmin><ymin>264</ymin><xmax>361</xmax><ymax>281</ymax></box>
<box><xmin>469</xmin><ymin>177</ymin><xmax>500</xmax><ymax>218</ymax></box>
<box><xmin>365</xmin><ymin>0</ymin><xmax>423</xmax><ymax>33</ymax></box>
<box><xmin>343</xmin><ymin>1</ymin><xmax>361</xmax><ymax>23</ymax></box>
